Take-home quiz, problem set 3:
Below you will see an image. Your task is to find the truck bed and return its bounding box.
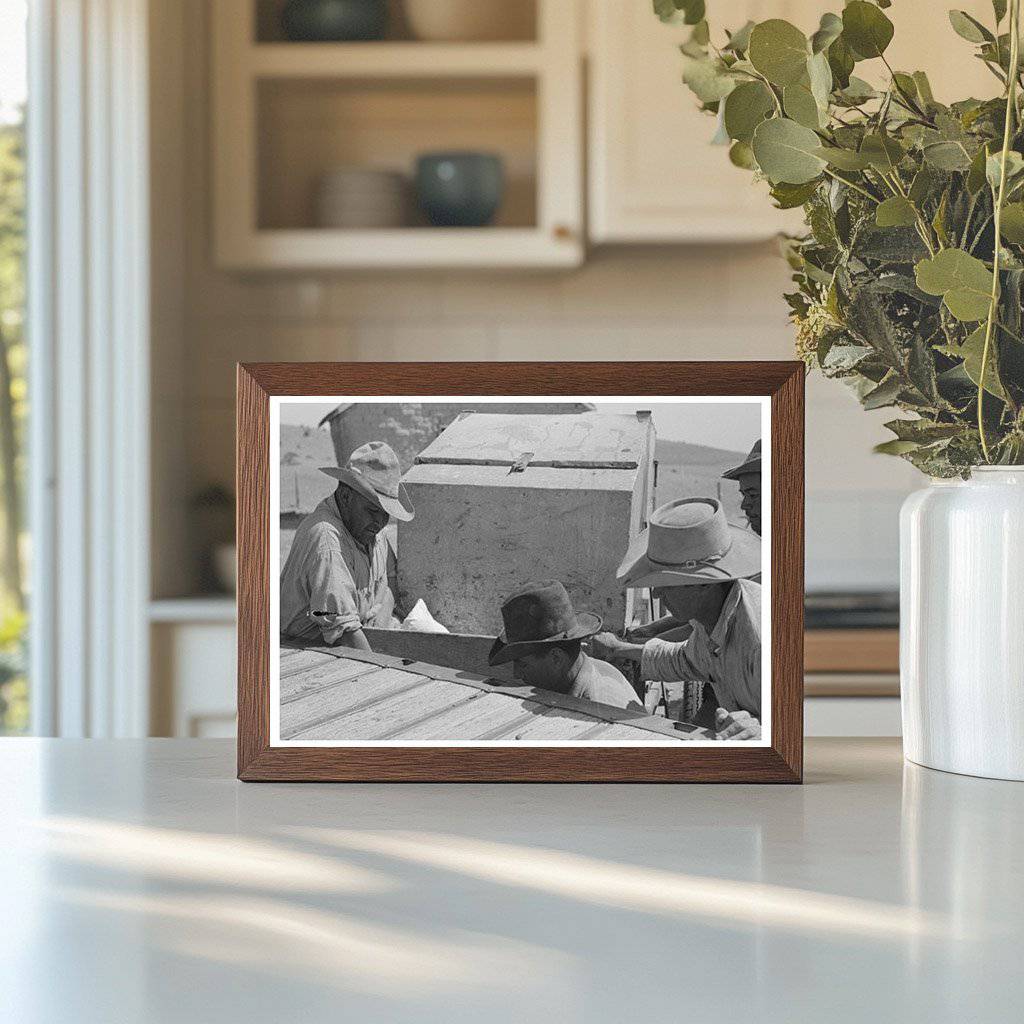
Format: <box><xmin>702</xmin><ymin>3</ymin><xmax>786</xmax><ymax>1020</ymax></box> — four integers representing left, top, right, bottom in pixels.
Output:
<box><xmin>279</xmin><ymin>644</ymin><xmax>711</xmax><ymax>743</ymax></box>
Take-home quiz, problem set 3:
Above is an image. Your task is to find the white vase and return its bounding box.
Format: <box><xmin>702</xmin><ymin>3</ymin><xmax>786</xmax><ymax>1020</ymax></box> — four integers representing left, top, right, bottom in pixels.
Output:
<box><xmin>900</xmin><ymin>467</ymin><xmax>1024</xmax><ymax>781</ymax></box>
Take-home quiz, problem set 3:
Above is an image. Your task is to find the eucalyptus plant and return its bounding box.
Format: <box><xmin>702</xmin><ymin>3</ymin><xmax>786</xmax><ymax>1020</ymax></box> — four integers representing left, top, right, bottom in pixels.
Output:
<box><xmin>659</xmin><ymin>0</ymin><xmax>1024</xmax><ymax>475</ymax></box>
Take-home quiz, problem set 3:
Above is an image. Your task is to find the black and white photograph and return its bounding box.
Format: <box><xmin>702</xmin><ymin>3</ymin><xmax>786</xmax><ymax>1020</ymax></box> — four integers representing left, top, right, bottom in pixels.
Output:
<box><xmin>271</xmin><ymin>397</ymin><xmax>769</xmax><ymax>746</ymax></box>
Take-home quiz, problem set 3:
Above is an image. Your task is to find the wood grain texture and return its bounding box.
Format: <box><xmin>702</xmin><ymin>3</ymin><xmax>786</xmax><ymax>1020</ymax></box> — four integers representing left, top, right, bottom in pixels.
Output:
<box><xmin>237</xmin><ymin>361</ymin><xmax>805</xmax><ymax>782</ymax></box>
<box><xmin>287</xmin><ymin>644</ymin><xmax>705</xmax><ymax>739</ymax></box>
<box><xmin>804</xmin><ymin>629</ymin><xmax>899</xmax><ymax>674</ymax></box>
<box><xmin>278</xmin><ymin>646</ymin><xmax>699</xmax><ymax>742</ymax></box>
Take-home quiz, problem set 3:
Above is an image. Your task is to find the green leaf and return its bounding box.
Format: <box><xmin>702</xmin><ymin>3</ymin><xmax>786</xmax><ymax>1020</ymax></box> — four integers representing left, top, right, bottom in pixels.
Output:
<box><xmin>815</xmin><ymin>145</ymin><xmax>872</xmax><ymax>170</ymax></box>
<box><xmin>807</xmin><ymin>51</ymin><xmax>833</xmax><ymax>109</ymax></box>
<box><xmin>912</xmin><ymin>71</ymin><xmax>935</xmax><ymax>105</ymax></box>
<box><xmin>783</xmin><ymin>83</ymin><xmax>822</xmax><ymax>128</ymax></box>
<box><xmin>827</xmin><ymin>35</ymin><xmax>855</xmax><ymax>89</ymax></box>
<box><xmin>689</xmin><ymin>20</ymin><xmax>710</xmax><ymax>46</ymax></box>
<box><xmin>752</xmin><ymin>117</ymin><xmax>827</xmax><ymax>184</ymax></box>
<box><xmin>967</xmin><ymin>143</ymin><xmax>993</xmax><ymax>193</ymax></box>
<box><xmin>770</xmin><ymin>179</ymin><xmax>820</xmax><ymax>209</ymax></box>
<box><xmin>835</xmin><ymin>74</ymin><xmax>876</xmax><ymax>103</ymax></box>
<box><xmin>932</xmin><ymin>190</ymin><xmax>951</xmax><ymax>247</ymax></box>
<box><xmin>909</xmin><ymin>165</ymin><xmax>936</xmax><ymax>205</ymax></box>
<box><xmin>681</xmin><ymin>0</ymin><xmax>705</xmax><ymax>25</ymax></box>
<box><xmin>846</xmin><ymin>284</ymin><xmax>909</xmax><ymax>371</ymax></box>
<box><xmin>860</xmin><ymin>133</ymin><xmax>905</xmax><ymax>173</ymax></box>
<box><xmin>810</xmin><ymin>12</ymin><xmax>843</xmax><ymax>54</ymax></box>
<box><xmin>993</xmin><ymin>0</ymin><xmax>1008</xmax><ymax>24</ymax></box>
<box><xmin>923</xmin><ymin>141</ymin><xmax>973</xmax><ymax>171</ymax></box>
<box><xmin>710</xmin><ymin>108</ymin><xmax>731</xmax><ymax>145</ymax></box>
<box><xmin>653</xmin><ymin>0</ymin><xmax>677</xmax><ymax>23</ymax></box>
<box><xmin>1000</xmin><ymin>202</ymin><xmax>1024</xmax><ymax>242</ymax></box>
<box><xmin>884</xmin><ymin>418</ymin><xmax>963</xmax><ymax>443</ymax></box>
<box><xmin>908</xmin><ymin>335</ymin><xmax>941</xmax><ymax>403</ymax></box>
<box><xmin>748</xmin><ymin>19</ymin><xmax>810</xmax><ymax>87</ymax></box>
<box><xmin>892</xmin><ymin>72</ymin><xmax>919</xmax><ymax>102</ymax></box>
<box><xmin>958</xmin><ymin>324</ymin><xmax>1007</xmax><ymax>398</ymax></box>
<box><xmin>855</xmin><ymin>226</ymin><xmax>929</xmax><ymax>263</ymax></box>
<box><xmin>874</xmin><ymin>439</ymin><xmax>921</xmax><ymax>456</ymax></box>
<box><xmin>875</xmin><ymin>196</ymin><xmax>918</xmax><ymax>228</ymax></box>
<box><xmin>654</xmin><ymin>0</ymin><xmax>705</xmax><ymax>25</ymax></box>
<box><xmin>724</xmin><ymin>20</ymin><xmax>755</xmax><ymax>53</ymax></box>
<box><xmin>681</xmin><ymin>55</ymin><xmax>737</xmax><ymax>103</ymax></box>
<box><xmin>728</xmin><ymin>140</ymin><xmax>758</xmax><ymax>169</ymax></box>
<box><xmin>948</xmin><ymin>10</ymin><xmax>993</xmax><ymax>44</ymax></box>
<box><xmin>723</xmin><ymin>81</ymin><xmax>775</xmax><ymax>143</ymax></box>
<box><xmin>862</xmin><ymin>374</ymin><xmax>902</xmax><ymax>409</ymax></box>
<box><xmin>986</xmin><ymin>150</ymin><xmax>1024</xmax><ymax>190</ymax></box>
<box><xmin>915</xmin><ymin>249</ymin><xmax>994</xmax><ymax>321</ymax></box>
<box><xmin>842</xmin><ymin>1</ymin><xmax>894</xmax><ymax>60</ymax></box>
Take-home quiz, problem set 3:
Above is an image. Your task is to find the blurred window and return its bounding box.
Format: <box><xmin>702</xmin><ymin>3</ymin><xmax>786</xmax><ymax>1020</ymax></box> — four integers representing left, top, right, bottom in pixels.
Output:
<box><xmin>0</xmin><ymin>0</ymin><xmax>28</xmax><ymax>734</ymax></box>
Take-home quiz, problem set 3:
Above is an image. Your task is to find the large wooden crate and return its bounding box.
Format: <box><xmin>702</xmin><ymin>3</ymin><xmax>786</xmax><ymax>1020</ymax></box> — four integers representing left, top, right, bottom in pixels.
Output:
<box><xmin>397</xmin><ymin>410</ymin><xmax>655</xmax><ymax>635</ymax></box>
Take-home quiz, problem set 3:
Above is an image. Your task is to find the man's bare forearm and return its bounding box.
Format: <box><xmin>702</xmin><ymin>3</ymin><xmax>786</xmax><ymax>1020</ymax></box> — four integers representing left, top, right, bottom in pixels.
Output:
<box><xmin>335</xmin><ymin>628</ymin><xmax>372</xmax><ymax>651</ymax></box>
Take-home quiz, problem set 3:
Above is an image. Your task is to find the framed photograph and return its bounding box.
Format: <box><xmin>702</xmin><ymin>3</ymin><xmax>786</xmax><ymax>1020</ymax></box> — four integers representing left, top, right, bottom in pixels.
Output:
<box><xmin>237</xmin><ymin>362</ymin><xmax>804</xmax><ymax>782</ymax></box>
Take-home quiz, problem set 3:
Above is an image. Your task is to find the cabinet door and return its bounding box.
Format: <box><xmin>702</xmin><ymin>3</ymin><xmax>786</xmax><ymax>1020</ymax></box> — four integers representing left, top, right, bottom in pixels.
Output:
<box><xmin>588</xmin><ymin>1</ymin><xmax>1003</xmax><ymax>245</ymax></box>
<box><xmin>589</xmin><ymin>1</ymin><xmax>815</xmax><ymax>243</ymax></box>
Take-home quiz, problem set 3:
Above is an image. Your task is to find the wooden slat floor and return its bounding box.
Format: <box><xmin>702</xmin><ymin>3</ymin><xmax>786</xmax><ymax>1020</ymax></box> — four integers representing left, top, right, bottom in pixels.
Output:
<box><xmin>279</xmin><ymin>645</ymin><xmax>710</xmax><ymax>742</ymax></box>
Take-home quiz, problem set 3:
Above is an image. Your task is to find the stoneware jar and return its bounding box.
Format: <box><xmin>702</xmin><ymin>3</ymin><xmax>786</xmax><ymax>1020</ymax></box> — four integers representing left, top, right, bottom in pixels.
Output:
<box><xmin>900</xmin><ymin>467</ymin><xmax>1024</xmax><ymax>781</ymax></box>
<box><xmin>403</xmin><ymin>0</ymin><xmax>534</xmax><ymax>41</ymax></box>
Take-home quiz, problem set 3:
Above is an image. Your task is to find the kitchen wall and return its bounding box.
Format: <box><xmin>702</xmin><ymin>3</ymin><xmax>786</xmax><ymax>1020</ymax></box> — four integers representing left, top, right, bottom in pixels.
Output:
<box><xmin>151</xmin><ymin>0</ymin><xmax>920</xmax><ymax>599</ymax></box>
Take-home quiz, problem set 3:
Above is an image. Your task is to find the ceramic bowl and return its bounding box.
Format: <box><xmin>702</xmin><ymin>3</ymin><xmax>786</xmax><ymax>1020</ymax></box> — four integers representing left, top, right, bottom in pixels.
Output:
<box><xmin>403</xmin><ymin>0</ymin><xmax>534</xmax><ymax>42</ymax></box>
<box><xmin>280</xmin><ymin>0</ymin><xmax>388</xmax><ymax>42</ymax></box>
<box><xmin>414</xmin><ymin>152</ymin><xmax>505</xmax><ymax>228</ymax></box>
<box><xmin>315</xmin><ymin>168</ymin><xmax>409</xmax><ymax>228</ymax></box>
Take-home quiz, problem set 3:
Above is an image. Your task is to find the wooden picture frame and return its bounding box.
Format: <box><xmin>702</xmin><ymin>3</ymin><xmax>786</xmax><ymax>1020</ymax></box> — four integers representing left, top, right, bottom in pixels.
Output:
<box><xmin>238</xmin><ymin>362</ymin><xmax>804</xmax><ymax>782</ymax></box>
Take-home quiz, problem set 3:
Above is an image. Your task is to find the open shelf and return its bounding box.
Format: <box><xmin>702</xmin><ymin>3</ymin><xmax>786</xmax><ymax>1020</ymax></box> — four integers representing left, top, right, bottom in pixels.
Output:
<box><xmin>257</xmin><ymin>76</ymin><xmax>537</xmax><ymax>232</ymax></box>
<box><xmin>220</xmin><ymin>227</ymin><xmax>579</xmax><ymax>269</ymax></box>
<box><xmin>249</xmin><ymin>42</ymin><xmax>544</xmax><ymax>78</ymax></box>
<box><xmin>254</xmin><ymin>0</ymin><xmax>538</xmax><ymax>45</ymax></box>
<box><xmin>213</xmin><ymin>0</ymin><xmax>582</xmax><ymax>268</ymax></box>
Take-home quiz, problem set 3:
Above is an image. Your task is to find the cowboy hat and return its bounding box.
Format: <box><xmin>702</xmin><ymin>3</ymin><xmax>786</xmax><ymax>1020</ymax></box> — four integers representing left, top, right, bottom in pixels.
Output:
<box><xmin>617</xmin><ymin>498</ymin><xmax>760</xmax><ymax>589</ymax></box>
<box><xmin>320</xmin><ymin>441</ymin><xmax>415</xmax><ymax>522</ymax></box>
<box><xmin>722</xmin><ymin>440</ymin><xmax>761</xmax><ymax>481</ymax></box>
<box><xmin>488</xmin><ymin>580</ymin><xmax>602</xmax><ymax>666</ymax></box>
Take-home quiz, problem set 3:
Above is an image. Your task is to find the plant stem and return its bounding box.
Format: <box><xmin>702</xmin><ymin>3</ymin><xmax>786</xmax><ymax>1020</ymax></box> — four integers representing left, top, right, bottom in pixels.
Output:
<box><xmin>821</xmin><ymin>167</ymin><xmax>879</xmax><ymax>203</ymax></box>
<box><xmin>979</xmin><ymin>0</ymin><xmax>1021</xmax><ymax>463</ymax></box>
<box><xmin>996</xmin><ymin>317</ymin><xmax>1024</xmax><ymax>344</ymax></box>
<box><xmin>751</xmin><ymin>69</ymin><xmax>783</xmax><ymax>117</ymax></box>
<box><xmin>881</xmin><ymin>54</ymin><xmax>929</xmax><ymax>119</ymax></box>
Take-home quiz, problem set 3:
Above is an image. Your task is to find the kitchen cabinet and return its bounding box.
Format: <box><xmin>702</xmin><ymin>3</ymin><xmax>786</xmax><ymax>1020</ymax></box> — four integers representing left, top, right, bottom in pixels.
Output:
<box><xmin>587</xmin><ymin>0</ymin><xmax>999</xmax><ymax>244</ymax></box>
<box><xmin>211</xmin><ymin>0</ymin><xmax>584</xmax><ymax>269</ymax></box>
<box><xmin>588</xmin><ymin>1</ymin><xmax>812</xmax><ymax>243</ymax></box>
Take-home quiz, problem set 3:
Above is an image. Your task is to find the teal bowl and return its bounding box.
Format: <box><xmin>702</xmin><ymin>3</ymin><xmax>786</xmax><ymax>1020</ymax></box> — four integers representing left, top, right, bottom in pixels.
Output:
<box><xmin>280</xmin><ymin>0</ymin><xmax>387</xmax><ymax>42</ymax></box>
<box><xmin>415</xmin><ymin>152</ymin><xmax>505</xmax><ymax>228</ymax></box>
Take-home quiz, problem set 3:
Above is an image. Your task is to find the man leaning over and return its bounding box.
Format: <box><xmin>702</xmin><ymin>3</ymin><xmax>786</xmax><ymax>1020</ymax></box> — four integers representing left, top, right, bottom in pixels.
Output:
<box><xmin>280</xmin><ymin>441</ymin><xmax>413</xmax><ymax>651</ymax></box>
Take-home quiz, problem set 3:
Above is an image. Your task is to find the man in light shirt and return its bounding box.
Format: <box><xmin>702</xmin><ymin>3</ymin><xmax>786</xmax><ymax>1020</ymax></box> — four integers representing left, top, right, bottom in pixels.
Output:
<box><xmin>280</xmin><ymin>441</ymin><xmax>414</xmax><ymax>650</ymax></box>
<box><xmin>592</xmin><ymin>497</ymin><xmax>762</xmax><ymax>740</ymax></box>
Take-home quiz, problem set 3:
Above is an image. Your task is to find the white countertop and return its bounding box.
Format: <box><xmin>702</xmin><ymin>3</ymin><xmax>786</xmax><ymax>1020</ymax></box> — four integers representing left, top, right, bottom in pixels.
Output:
<box><xmin>2</xmin><ymin>738</ymin><xmax>1021</xmax><ymax>1023</ymax></box>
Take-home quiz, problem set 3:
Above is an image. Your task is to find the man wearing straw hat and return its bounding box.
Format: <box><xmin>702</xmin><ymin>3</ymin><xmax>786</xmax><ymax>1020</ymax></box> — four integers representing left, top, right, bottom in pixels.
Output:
<box><xmin>592</xmin><ymin>497</ymin><xmax>763</xmax><ymax>740</ymax></box>
<box><xmin>280</xmin><ymin>441</ymin><xmax>415</xmax><ymax>650</ymax></box>
<box><xmin>722</xmin><ymin>439</ymin><xmax>761</xmax><ymax>535</ymax></box>
<box><xmin>488</xmin><ymin>581</ymin><xmax>643</xmax><ymax>712</ymax></box>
